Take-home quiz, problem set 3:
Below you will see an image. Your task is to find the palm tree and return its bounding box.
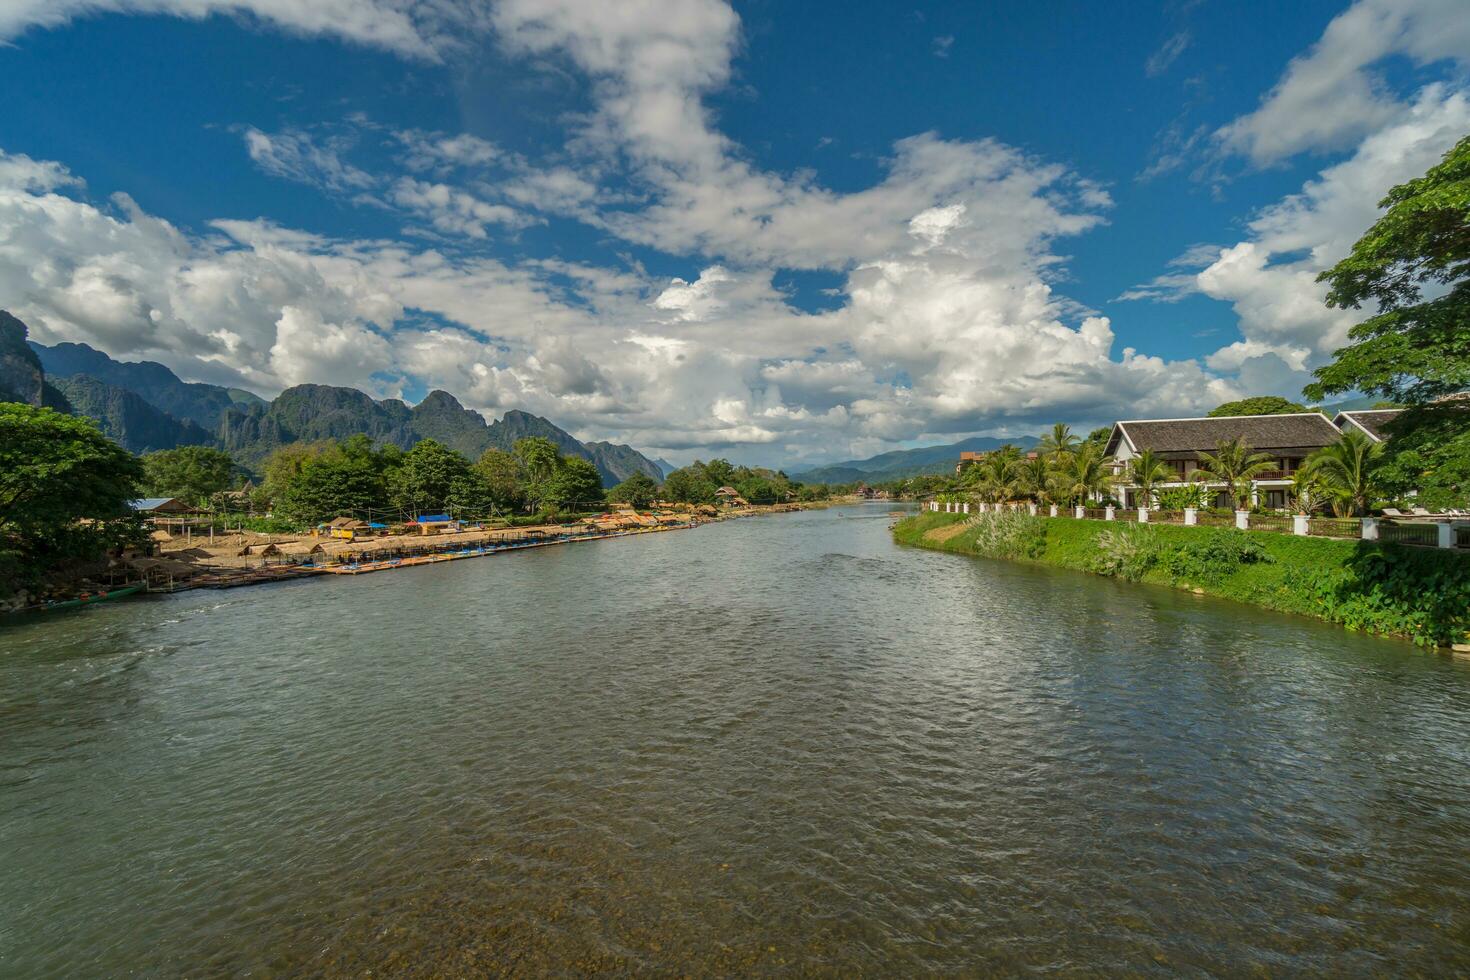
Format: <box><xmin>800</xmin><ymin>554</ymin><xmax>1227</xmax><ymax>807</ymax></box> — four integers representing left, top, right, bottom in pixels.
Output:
<box><xmin>1019</xmin><ymin>454</ymin><xmax>1053</xmax><ymax>505</ymax></box>
<box><xmin>1120</xmin><ymin>449</ymin><xmax>1173</xmax><ymax>508</ymax></box>
<box><xmin>1193</xmin><ymin>437</ymin><xmax>1276</xmax><ymax>510</ymax></box>
<box><xmin>1287</xmin><ymin>467</ymin><xmax>1325</xmax><ymax>515</ymax></box>
<box><xmin>1037</xmin><ymin>422</ymin><xmax>1081</xmax><ymax>460</ymax></box>
<box><xmin>1306</xmin><ymin>429</ymin><xmax>1384</xmax><ymax>516</ymax></box>
<box><xmin>1050</xmin><ymin>441</ymin><xmax>1111</xmax><ymax>507</ymax></box>
<box><xmin>976</xmin><ymin>450</ymin><xmax>1022</xmax><ymax>503</ymax></box>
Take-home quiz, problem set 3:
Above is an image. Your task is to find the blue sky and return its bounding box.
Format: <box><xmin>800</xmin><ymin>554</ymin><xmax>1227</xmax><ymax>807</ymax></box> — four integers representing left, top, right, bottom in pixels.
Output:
<box><xmin>0</xmin><ymin>0</ymin><xmax>1466</xmax><ymax>465</ymax></box>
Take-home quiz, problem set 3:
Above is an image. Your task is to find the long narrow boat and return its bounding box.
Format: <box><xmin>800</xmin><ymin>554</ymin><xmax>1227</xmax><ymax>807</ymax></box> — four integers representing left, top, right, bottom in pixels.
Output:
<box><xmin>34</xmin><ymin>584</ymin><xmax>142</xmax><ymax>613</ymax></box>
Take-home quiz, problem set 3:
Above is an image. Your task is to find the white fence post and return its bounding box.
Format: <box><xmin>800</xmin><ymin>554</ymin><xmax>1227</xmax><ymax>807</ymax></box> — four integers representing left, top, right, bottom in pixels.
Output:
<box><xmin>1074</xmin><ymin>505</ymin><xmax>1085</xmax><ymax>519</ymax></box>
<box><xmin>1438</xmin><ymin>522</ymin><xmax>1454</xmax><ymax>549</ymax></box>
<box><xmin>1049</xmin><ymin>504</ymin><xmax>1058</xmax><ymax>518</ymax></box>
<box><xmin>1361</xmin><ymin>517</ymin><xmax>1378</xmax><ymax>541</ymax></box>
<box><xmin>1293</xmin><ymin>514</ymin><xmax>1309</xmax><ymax>536</ymax></box>
<box><xmin>1138</xmin><ymin>507</ymin><xmax>1149</xmax><ymax>523</ymax></box>
<box><xmin>1235</xmin><ymin>510</ymin><xmax>1249</xmax><ymax>530</ymax></box>
<box><xmin>1184</xmin><ymin>508</ymin><xmax>1197</xmax><ymax>526</ymax></box>
<box><xmin>963</xmin><ymin>502</ymin><xmax>970</xmax><ymax>514</ymax></box>
<box><xmin>1028</xmin><ymin>503</ymin><xmax>1038</xmax><ymax>516</ymax></box>
<box><xmin>1104</xmin><ymin>505</ymin><xmax>1115</xmax><ymax>521</ymax></box>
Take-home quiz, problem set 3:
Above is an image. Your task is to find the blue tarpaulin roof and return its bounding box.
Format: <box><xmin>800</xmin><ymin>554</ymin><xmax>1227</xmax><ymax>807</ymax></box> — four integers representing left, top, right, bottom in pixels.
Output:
<box><xmin>129</xmin><ymin>498</ymin><xmax>178</xmax><ymax>511</ymax></box>
<box><xmin>417</xmin><ymin>514</ymin><xmax>454</xmax><ymax>523</ymax></box>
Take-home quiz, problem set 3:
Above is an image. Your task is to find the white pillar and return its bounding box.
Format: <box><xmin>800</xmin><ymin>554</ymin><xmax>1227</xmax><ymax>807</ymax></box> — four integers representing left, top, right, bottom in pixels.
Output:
<box><xmin>1104</xmin><ymin>505</ymin><xmax>1115</xmax><ymax>521</ymax></box>
<box><xmin>1049</xmin><ymin>504</ymin><xmax>1058</xmax><ymax>518</ymax></box>
<box><xmin>1184</xmin><ymin>508</ymin><xmax>1197</xmax><ymax>526</ymax></box>
<box><xmin>1293</xmin><ymin>514</ymin><xmax>1309</xmax><ymax>536</ymax></box>
<box><xmin>1235</xmin><ymin>510</ymin><xmax>1249</xmax><ymax>530</ymax></box>
<box><xmin>1438</xmin><ymin>522</ymin><xmax>1454</xmax><ymax>549</ymax></box>
<box><xmin>1362</xmin><ymin>517</ymin><xmax>1378</xmax><ymax>541</ymax></box>
<box><xmin>963</xmin><ymin>502</ymin><xmax>970</xmax><ymax>514</ymax></box>
<box><xmin>1074</xmin><ymin>505</ymin><xmax>1085</xmax><ymax>519</ymax></box>
<box><xmin>1028</xmin><ymin>503</ymin><xmax>1038</xmax><ymax>516</ymax></box>
<box><xmin>1138</xmin><ymin>507</ymin><xmax>1149</xmax><ymax>523</ymax></box>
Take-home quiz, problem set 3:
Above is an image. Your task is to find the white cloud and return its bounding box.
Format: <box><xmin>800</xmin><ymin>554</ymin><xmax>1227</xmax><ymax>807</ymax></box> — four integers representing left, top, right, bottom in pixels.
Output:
<box><xmin>242</xmin><ymin>127</ymin><xmax>375</xmax><ymax>191</ymax></box>
<box><xmin>1216</xmin><ymin>0</ymin><xmax>1470</xmax><ymax>165</ymax></box>
<box><xmin>0</xmin><ymin>0</ymin><xmax>1264</xmax><ymax>463</ymax></box>
<box><xmin>0</xmin><ymin>0</ymin><xmax>478</xmax><ymax>60</ymax></box>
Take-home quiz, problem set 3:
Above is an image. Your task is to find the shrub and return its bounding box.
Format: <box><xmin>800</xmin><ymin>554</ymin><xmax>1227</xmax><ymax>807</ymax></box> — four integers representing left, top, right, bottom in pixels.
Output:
<box><xmin>1091</xmin><ymin>523</ymin><xmax>1160</xmax><ymax>581</ymax></box>
<box><xmin>967</xmin><ymin>510</ymin><xmax>1047</xmax><ymax>560</ymax></box>
<box><xmin>1159</xmin><ymin>528</ymin><xmax>1270</xmax><ymax>584</ymax></box>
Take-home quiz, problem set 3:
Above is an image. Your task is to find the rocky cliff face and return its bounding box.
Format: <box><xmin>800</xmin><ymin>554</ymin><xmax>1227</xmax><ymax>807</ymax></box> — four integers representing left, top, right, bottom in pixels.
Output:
<box><xmin>0</xmin><ymin>311</ymin><xmax>45</xmax><ymax>406</ymax></box>
<box><xmin>29</xmin><ymin>339</ymin><xmax>264</xmax><ymax>429</ymax></box>
<box><xmin>51</xmin><ymin>375</ymin><xmax>214</xmax><ymax>453</ymax></box>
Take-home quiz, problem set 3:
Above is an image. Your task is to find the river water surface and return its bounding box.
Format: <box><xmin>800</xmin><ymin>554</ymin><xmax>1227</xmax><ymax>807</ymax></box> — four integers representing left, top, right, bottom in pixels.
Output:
<box><xmin>3</xmin><ymin>504</ymin><xmax>1470</xmax><ymax>975</ymax></box>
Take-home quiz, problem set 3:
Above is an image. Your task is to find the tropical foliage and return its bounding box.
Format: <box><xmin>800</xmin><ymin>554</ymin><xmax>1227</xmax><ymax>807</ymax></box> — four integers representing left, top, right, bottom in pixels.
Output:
<box><xmin>1193</xmin><ymin>438</ymin><xmax>1277</xmax><ymax>510</ymax></box>
<box><xmin>0</xmin><ymin>404</ymin><xmax>148</xmax><ymax>597</ymax></box>
<box><xmin>1304</xmin><ymin>429</ymin><xmax>1385</xmax><ymax>517</ymax></box>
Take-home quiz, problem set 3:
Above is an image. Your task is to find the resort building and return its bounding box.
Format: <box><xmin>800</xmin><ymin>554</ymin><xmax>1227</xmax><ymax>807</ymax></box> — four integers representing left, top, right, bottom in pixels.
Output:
<box><xmin>1104</xmin><ymin>412</ymin><xmax>1363</xmax><ymax>510</ymax></box>
<box><xmin>1332</xmin><ymin>409</ymin><xmax>1404</xmax><ymax>443</ymax></box>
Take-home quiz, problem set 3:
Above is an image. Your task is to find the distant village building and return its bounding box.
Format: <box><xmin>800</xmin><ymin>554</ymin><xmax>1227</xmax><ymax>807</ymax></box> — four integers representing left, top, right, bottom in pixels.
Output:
<box><xmin>715</xmin><ymin>486</ymin><xmax>748</xmax><ymax>507</ymax></box>
<box><xmin>128</xmin><ymin>497</ymin><xmax>196</xmax><ymax>515</ymax></box>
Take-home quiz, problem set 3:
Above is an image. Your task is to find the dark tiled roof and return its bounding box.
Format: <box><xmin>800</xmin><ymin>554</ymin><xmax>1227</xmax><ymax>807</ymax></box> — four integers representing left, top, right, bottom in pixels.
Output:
<box><xmin>1334</xmin><ymin>410</ymin><xmax>1403</xmax><ymax>441</ymax></box>
<box><xmin>1116</xmin><ymin>413</ymin><xmax>1342</xmax><ymax>455</ymax></box>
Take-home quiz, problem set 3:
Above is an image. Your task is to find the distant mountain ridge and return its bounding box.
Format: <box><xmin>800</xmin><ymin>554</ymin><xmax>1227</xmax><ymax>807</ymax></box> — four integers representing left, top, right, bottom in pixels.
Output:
<box><xmin>5</xmin><ymin>310</ymin><xmax>663</xmax><ymax>487</ymax></box>
<box><xmin>796</xmin><ymin>435</ymin><xmax>1040</xmax><ymax>484</ymax></box>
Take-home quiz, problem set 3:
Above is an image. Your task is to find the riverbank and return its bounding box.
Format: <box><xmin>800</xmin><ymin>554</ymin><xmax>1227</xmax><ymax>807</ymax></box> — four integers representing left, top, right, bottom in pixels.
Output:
<box><xmin>894</xmin><ymin>511</ymin><xmax>1470</xmax><ymax>649</ymax></box>
<box><xmin>3</xmin><ymin>502</ymin><xmax>827</xmax><ymax>615</ymax></box>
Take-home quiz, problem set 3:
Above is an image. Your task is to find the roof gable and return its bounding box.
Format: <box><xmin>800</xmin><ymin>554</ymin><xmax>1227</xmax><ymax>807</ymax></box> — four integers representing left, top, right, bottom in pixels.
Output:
<box><xmin>1333</xmin><ymin>409</ymin><xmax>1403</xmax><ymax>442</ymax></box>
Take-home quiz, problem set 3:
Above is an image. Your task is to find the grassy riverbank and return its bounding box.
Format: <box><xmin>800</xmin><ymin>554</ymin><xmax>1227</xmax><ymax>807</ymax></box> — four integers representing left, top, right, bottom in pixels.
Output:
<box><xmin>894</xmin><ymin>511</ymin><xmax>1470</xmax><ymax>648</ymax></box>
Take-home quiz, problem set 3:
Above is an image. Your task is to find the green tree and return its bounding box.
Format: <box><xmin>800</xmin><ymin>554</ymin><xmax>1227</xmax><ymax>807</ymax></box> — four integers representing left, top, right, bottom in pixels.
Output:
<box><xmin>607</xmin><ymin>472</ymin><xmax>659</xmax><ymax>508</ymax></box>
<box><xmin>140</xmin><ymin>446</ymin><xmax>236</xmax><ymax>505</ymax></box>
<box><xmin>543</xmin><ymin>457</ymin><xmax>604</xmax><ymax>512</ymax></box>
<box><xmin>701</xmin><ymin>458</ymin><xmax>736</xmax><ymax>488</ymax></box>
<box><xmin>1208</xmin><ymin>396</ymin><xmax>1308</xmax><ymax>417</ymax></box>
<box><xmin>1019</xmin><ymin>455</ymin><xmax>1054</xmax><ymax>505</ymax></box>
<box><xmin>1036</xmin><ymin>422</ymin><xmax>1080</xmax><ymax>459</ymax></box>
<box><xmin>0</xmin><ymin>405</ymin><xmax>146</xmax><ymax>596</ymax></box>
<box><xmin>662</xmin><ymin>466</ymin><xmax>717</xmax><ymax>504</ymax></box>
<box><xmin>1308</xmin><ymin>134</ymin><xmax>1470</xmax><ymax>405</ymax></box>
<box><xmin>390</xmin><ymin>439</ymin><xmax>471</xmax><ymax>516</ymax></box>
<box><xmin>975</xmin><ymin>448</ymin><xmax>1022</xmax><ymax>503</ymax></box>
<box><xmin>474</xmin><ymin>448</ymin><xmax>527</xmax><ymax>513</ymax></box>
<box><xmin>1121</xmin><ymin>449</ymin><xmax>1174</xmax><ymax>507</ymax></box>
<box><xmin>1305</xmin><ymin>135</ymin><xmax>1470</xmax><ymax>508</ymax></box>
<box><xmin>275</xmin><ymin>442</ymin><xmax>388</xmax><ymax>524</ymax></box>
<box><xmin>1193</xmin><ymin>437</ymin><xmax>1277</xmax><ymax>510</ymax></box>
<box><xmin>1305</xmin><ymin>429</ymin><xmax>1385</xmax><ymax>517</ymax></box>
<box><xmin>1049</xmin><ymin>442</ymin><xmax>1110</xmax><ymax>506</ymax></box>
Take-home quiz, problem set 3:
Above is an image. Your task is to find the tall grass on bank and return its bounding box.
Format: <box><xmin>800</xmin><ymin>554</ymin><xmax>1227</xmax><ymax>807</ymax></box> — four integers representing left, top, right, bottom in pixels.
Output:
<box><xmin>894</xmin><ymin>512</ymin><xmax>1470</xmax><ymax>648</ymax></box>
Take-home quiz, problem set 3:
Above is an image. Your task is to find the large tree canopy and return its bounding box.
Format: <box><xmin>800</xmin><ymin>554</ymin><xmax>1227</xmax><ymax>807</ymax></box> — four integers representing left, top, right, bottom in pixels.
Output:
<box><xmin>1307</xmin><ymin>134</ymin><xmax>1470</xmax><ymax>405</ymax></box>
<box><xmin>1209</xmin><ymin>396</ymin><xmax>1308</xmax><ymax>417</ymax></box>
<box><xmin>1305</xmin><ymin>134</ymin><xmax>1470</xmax><ymax>507</ymax></box>
<box><xmin>0</xmin><ymin>404</ymin><xmax>145</xmax><ymax>596</ymax></box>
<box><xmin>140</xmin><ymin>445</ymin><xmax>236</xmax><ymax>505</ymax></box>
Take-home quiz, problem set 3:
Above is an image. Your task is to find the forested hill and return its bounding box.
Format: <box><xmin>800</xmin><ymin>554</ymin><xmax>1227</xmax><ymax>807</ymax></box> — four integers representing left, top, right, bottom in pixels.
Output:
<box><xmin>795</xmin><ymin>435</ymin><xmax>1040</xmax><ymax>484</ymax></box>
<box><xmin>6</xmin><ymin>311</ymin><xmax>663</xmax><ymax>487</ymax></box>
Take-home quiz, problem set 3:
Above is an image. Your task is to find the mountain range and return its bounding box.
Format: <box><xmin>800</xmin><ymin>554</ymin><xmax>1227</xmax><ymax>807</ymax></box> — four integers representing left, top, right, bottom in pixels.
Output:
<box><xmin>3</xmin><ymin>310</ymin><xmax>662</xmax><ymax>487</ymax></box>
<box><xmin>793</xmin><ymin>435</ymin><xmax>1042</xmax><ymax>485</ymax></box>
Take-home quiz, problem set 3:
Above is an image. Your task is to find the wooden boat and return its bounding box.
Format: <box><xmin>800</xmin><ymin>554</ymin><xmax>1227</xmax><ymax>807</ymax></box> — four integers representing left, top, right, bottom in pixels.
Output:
<box><xmin>36</xmin><ymin>584</ymin><xmax>142</xmax><ymax>612</ymax></box>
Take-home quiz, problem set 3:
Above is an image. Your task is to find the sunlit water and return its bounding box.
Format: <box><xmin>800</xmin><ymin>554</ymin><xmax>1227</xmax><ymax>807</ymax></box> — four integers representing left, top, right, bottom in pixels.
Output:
<box><xmin>3</xmin><ymin>504</ymin><xmax>1469</xmax><ymax>975</ymax></box>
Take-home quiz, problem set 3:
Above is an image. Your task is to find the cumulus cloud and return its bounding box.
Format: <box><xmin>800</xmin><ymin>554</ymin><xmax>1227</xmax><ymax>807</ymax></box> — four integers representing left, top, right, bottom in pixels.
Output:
<box><xmin>1125</xmin><ymin>84</ymin><xmax>1470</xmax><ymax>401</ymax></box>
<box><xmin>0</xmin><ymin>0</ymin><xmax>1265</xmax><ymax>464</ymax></box>
<box><xmin>0</xmin><ymin>0</ymin><xmax>482</xmax><ymax>60</ymax></box>
<box><xmin>1216</xmin><ymin>0</ymin><xmax>1470</xmax><ymax>165</ymax></box>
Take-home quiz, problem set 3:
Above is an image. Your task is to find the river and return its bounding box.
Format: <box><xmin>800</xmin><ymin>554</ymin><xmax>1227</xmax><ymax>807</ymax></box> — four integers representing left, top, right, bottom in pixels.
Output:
<box><xmin>2</xmin><ymin>504</ymin><xmax>1469</xmax><ymax>975</ymax></box>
